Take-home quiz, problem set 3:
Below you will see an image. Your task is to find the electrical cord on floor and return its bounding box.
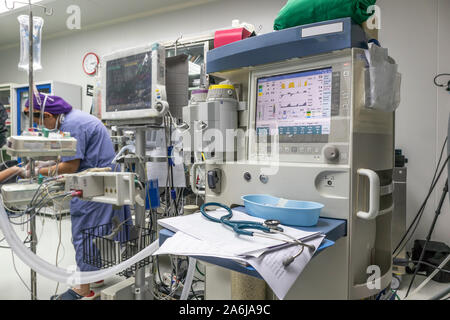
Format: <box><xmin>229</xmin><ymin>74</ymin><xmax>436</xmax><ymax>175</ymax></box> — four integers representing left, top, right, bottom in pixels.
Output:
<box><xmin>393</xmin><ymin>152</ymin><xmax>449</xmax><ymax>258</ymax></box>
<box><xmin>405</xmin><ymin>179</ymin><xmax>449</xmax><ymax>298</ymax></box>
<box><xmin>393</xmin><ymin>137</ymin><xmax>448</xmax><ymax>257</ymax></box>
<box><xmin>393</xmin><ymin>145</ymin><xmax>448</xmax><ymax>257</ymax></box>
<box><xmin>54</xmin><ymin>210</ymin><xmax>64</xmax><ymax>296</ymax></box>
<box><xmin>190</xmin><ymin>281</ymin><xmax>204</xmax><ymax>300</ymax></box>
<box><xmin>394</xmin><ymin>258</ymin><xmax>450</xmax><ymax>274</ymax></box>
<box><xmin>11</xmin><ymin>250</ymin><xmax>39</xmax><ymax>300</ymax></box>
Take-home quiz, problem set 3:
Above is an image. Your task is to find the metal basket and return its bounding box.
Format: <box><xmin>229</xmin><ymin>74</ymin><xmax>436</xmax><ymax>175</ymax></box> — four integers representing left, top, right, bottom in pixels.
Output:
<box><xmin>82</xmin><ymin>223</ymin><xmax>155</xmax><ymax>276</ymax></box>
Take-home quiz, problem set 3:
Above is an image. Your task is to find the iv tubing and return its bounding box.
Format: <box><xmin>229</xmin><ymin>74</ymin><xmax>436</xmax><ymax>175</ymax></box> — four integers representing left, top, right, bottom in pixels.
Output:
<box><xmin>180</xmin><ymin>257</ymin><xmax>196</xmax><ymax>300</ymax></box>
<box><xmin>0</xmin><ymin>201</ymin><xmax>159</xmax><ymax>285</ymax></box>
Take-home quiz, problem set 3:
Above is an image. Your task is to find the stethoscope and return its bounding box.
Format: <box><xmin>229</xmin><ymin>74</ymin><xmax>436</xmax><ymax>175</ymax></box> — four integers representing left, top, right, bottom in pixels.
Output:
<box><xmin>199</xmin><ymin>202</ymin><xmax>316</xmax><ymax>267</ymax></box>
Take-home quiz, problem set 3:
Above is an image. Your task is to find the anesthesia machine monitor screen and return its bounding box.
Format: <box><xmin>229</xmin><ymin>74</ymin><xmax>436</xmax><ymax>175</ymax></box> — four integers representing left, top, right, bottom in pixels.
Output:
<box><xmin>256</xmin><ymin>67</ymin><xmax>332</xmax><ymax>143</ymax></box>
<box><xmin>106</xmin><ymin>51</ymin><xmax>152</xmax><ymax>112</ymax></box>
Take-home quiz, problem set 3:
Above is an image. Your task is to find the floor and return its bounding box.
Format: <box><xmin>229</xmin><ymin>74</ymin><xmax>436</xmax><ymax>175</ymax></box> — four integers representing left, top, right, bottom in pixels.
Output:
<box><xmin>1</xmin><ymin>214</ymin><xmax>448</xmax><ymax>300</ymax></box>
<box><xmin>0</xmin><ymin>214</ymin><xmax>77</xmax><ymax>300</ymax></box>
<box><xmin>0</xmin><ymin>213</ymin><xmax>163</xmax><ymax>300</ymax></box>
<box><xmin>0</xmin><ymin>214</ymin><xmax>127</xmax><ymax>300</ymax></box>
<box><xmin>396</xmin><ymin>274</ymin><xmax>450</xmax><ymax>300</ymax></box>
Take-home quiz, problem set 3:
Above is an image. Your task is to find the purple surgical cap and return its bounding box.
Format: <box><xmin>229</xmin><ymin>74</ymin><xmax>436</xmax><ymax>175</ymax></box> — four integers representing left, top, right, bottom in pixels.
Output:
<box><xmin>25</xmin><ymin>92</ymin><xmax>73</xmax><ymax>115</ymax></box>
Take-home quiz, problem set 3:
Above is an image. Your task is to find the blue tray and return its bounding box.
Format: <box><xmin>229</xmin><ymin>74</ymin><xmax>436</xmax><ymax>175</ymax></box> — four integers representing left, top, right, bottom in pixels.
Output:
<box><xmin>158</xmin><ymin>209</ymin><xmax>347</xmax><ymax>279</ymax></box>
<box><xmin>242</xmin><ymin>194</ymin><xmax>324</xmax><ymax>227</ymax></box>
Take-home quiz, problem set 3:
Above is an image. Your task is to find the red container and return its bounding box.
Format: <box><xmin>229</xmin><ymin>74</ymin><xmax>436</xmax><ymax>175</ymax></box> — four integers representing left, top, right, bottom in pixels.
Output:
<box><xmin>214</xmin><ymin>27</ymin><xmax>252</xmax><ymax>49</ymax></box>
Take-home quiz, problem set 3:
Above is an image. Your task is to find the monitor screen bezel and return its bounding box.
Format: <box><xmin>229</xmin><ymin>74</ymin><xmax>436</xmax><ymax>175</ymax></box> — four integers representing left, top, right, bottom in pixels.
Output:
<box><xmin>255</xmin><ymin>66</ymin><xmax>333</xmax><ymax>145</ymax></box>
<box><xmin>248</xmin><ymin>62</ymin><xmax>338</xmax><ymax>160</ymax></box>
<box><xmin>105</xmin><ymin>51</ymin><xmax>153</xmax><ymax>113</ymax></box>
<box><xmin>100</xmin><ymin>43</ymin><xmax>165</xmax><ymax>122</ymax></box>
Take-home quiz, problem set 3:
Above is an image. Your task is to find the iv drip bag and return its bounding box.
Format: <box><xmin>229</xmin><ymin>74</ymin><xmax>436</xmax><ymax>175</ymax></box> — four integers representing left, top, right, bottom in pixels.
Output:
<box><xmin>18</xmin><ymin>15</ymin><xmax>44</xmax><ymax>72</ymax></box>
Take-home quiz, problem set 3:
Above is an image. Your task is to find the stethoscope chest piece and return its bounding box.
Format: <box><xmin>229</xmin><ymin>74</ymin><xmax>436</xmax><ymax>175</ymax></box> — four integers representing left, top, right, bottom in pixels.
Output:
<box><xmin>263</xmin><ymin>219</ymin><xmax>283</xmax><ymax>232</ymax></box>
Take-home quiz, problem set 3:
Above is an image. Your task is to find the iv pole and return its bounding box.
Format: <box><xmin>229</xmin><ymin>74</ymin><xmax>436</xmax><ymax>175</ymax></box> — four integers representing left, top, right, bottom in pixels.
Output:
<box><xmin>4</xmin><ymin>0</ymin><xmax>53</xmax><ymax>300</ymax></box>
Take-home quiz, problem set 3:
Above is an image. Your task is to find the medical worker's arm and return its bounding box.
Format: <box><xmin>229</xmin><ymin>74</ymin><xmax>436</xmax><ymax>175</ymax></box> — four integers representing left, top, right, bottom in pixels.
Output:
<box><xmin>38</xmin><ymin>159</ymin><xmax>80</xmax><ymax>176</ymax></box>
<box><xmin>0</xmin><ymin>166</ymin><xmax>22</xmax><ymax>183</ymax></box>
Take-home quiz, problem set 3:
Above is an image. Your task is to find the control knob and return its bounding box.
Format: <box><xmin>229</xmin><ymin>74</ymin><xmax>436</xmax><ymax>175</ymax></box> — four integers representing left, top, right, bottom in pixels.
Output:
<box><xmin>324</xmin><ymin>145</ymin><xmax>340</xmax><ymax>162</ymax></box>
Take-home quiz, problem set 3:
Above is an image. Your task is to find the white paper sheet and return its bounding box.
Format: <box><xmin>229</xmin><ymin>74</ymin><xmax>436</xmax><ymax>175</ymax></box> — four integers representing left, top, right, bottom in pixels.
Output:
<box><xmin>247</xmin><ymin>235</ymin><xmax>325</xmax><ymax>300</ymax></box>
<box><xmin>154</xmin><ymin>230</ymin><xmax>325</xmax><ymax>300</ymax></box>
<box><xmin>153</xmin><ymin>231</ymin><xmax>244</xmax><ymax>262</ymax></box>
<box><xmin>158</xmin><ymin>209</ymin><xmax>321</xmax><ymax>257</ymax></box>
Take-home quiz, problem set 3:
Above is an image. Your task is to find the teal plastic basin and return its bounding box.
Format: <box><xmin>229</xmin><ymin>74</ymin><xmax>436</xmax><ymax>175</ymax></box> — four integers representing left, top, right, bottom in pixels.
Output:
<box><xmin>241</xmin><ymin>194</ymin><xmax>324</xmax><ymax>227</ymax></box>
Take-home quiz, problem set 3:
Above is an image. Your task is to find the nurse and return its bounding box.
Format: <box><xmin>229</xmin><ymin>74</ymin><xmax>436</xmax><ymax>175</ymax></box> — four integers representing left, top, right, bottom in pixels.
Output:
<box><xmin>24</xmin><ymin>92</ymin><xmax>131</xmax><ymax>300</ymax></box>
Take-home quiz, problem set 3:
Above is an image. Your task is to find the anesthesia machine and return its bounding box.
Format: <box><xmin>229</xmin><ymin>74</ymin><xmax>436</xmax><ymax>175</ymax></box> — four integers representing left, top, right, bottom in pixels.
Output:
<box><xmin>186</xmin><ymin>18</ymin><xmax>400</xmax><ymax>299</ymax></box>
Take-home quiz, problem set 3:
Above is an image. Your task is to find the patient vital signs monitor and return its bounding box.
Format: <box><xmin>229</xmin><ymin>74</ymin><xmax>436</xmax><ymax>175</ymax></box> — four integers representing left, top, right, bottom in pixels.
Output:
<box><xmin>101</xmin><ymin>43</ymin><xmax>167</xmax><ymax>123</ymax></box>
<box><xmin>105</xmin><ymin>51</ymin><xmax>153</xmax><ymax>112</ymax></box>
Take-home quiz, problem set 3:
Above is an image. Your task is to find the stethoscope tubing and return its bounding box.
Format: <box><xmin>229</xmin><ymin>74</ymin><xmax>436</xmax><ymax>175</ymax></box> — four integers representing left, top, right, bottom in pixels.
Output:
<box><xmin>200</xmin><ymin>202</ymin><xmax>316</xmax><ymax>266</ymax></box>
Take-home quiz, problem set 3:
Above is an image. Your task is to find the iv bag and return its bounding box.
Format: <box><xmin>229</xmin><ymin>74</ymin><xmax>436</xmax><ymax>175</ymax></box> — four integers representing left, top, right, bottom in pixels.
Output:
<box><xmin>18</xmin><ymin>15</ymin><xmax>44</xmax><ymax>72</ymax></box>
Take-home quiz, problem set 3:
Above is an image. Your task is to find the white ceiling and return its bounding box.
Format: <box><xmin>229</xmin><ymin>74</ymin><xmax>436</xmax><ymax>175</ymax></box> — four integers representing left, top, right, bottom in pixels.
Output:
<box><xmin>0</xmin><ymin>0</ymin><xmax>218</xmax><ymax>50</ymax></box>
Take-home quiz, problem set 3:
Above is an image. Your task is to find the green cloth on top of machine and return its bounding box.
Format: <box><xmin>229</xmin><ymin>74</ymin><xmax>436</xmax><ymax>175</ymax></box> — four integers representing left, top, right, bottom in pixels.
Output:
<box><xmin>274</xmin><ymin>0</ymin><xmax>377</xmax><ymax>30</ymax></box>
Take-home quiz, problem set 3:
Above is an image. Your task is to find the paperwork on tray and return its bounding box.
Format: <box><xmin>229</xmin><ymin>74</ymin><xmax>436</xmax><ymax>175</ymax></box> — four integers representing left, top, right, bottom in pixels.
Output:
<box><xmin>157</xmin><ymin>208</ymin><xmax>322</xmax><ymax>258</ymax></box>
<box><xmin>154</xmin><ymin>208</ymin><xmax>326</xmax><ymax>299</ymax></box>
<box><xmin>155</xmin><ymin>231</ymin><xmax>245</xmax><ymax>261</ymax></box>
<box><xmin>246</xmin><ymin>235</ymin><xmax>324</xmax><ymax>299</ymax></box>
